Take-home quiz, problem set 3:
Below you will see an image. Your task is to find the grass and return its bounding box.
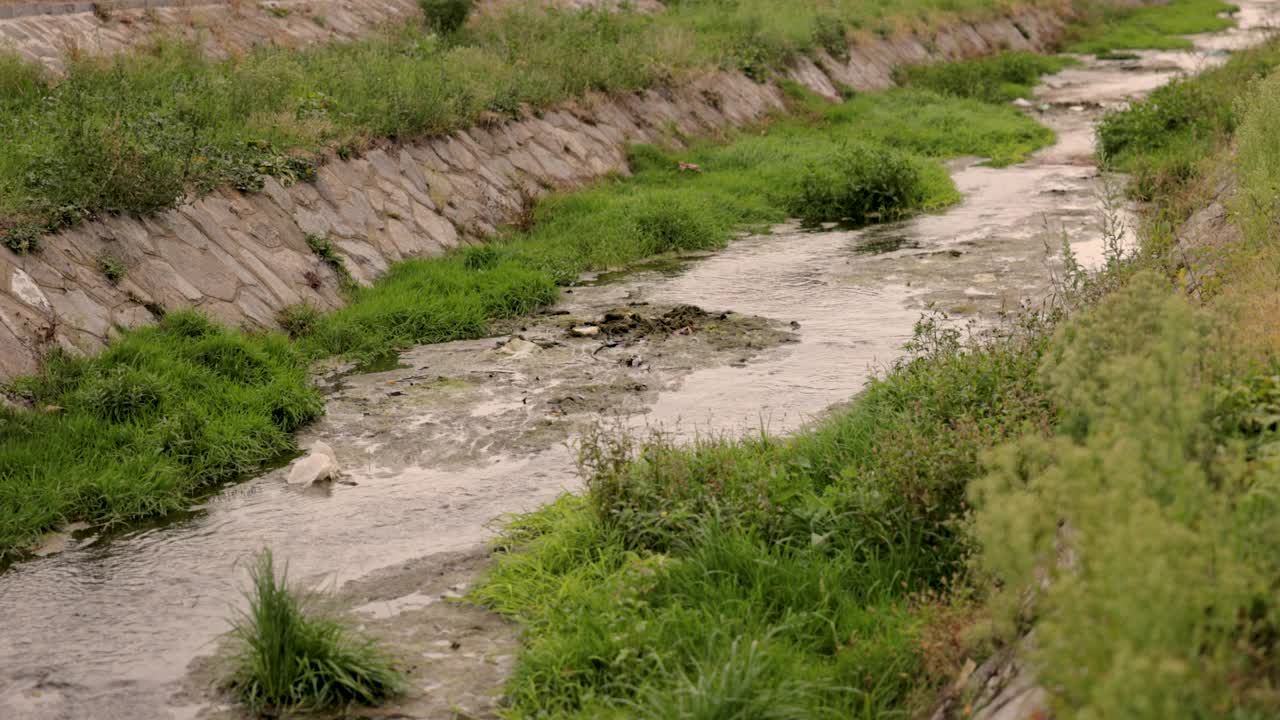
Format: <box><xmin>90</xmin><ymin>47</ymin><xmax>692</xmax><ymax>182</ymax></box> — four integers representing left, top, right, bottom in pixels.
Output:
<box><xmin>895</xmin><ymin>51</ymin><xmax>1075</xmax><ymax>104</ymax></box>
<box><xmin>1066</xmin><ymin>0</ymin><xmax>1237</xmax><ymax>55</ymax></box>
<box><xmin>0</xmin><ymin>0</ymin><xmax>1060</xmax><ymax>249</ymax></box>
<box><xmin>228</xmin><ymin>550</ymin><xmax>403</xmax><ymax>712</ymax></box>
<box><xmin>0</xmin><ymin>68</ymin><xmax>1060</xmax><ymax>557</ymax></box>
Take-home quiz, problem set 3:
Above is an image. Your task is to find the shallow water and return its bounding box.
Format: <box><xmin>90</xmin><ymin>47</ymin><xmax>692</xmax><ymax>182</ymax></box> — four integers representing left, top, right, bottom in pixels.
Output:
<box><xmin>2</xmin><ymin>5</ymin><xmax>1276</xmax><ymax>717</ymax></box>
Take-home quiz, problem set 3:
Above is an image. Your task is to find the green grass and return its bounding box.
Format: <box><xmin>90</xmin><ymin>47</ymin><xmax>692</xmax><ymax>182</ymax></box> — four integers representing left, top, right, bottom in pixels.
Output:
<box><xmin>896</xmin><ymin>51</ymin><xmax>1075</xmax><ymax>104</ymax></box>
<box><xmin>0</xmin><ymin>74</ymin><xmax>1059</xmax><ymax>556</ymax></box>
<box><xmin>1067</xmin><ymin>0</ymin><xmax>1237</xmax><ymax>55</ymax></box>
<box><xmin>0</xmin><ymin>0</ymin><xmax>1055</xmax><ymax>250</ymax></box>
<box><xmin>473</xmin><ymin>310</ymin><xmax>1055</xmax><ymax>718</ymax></box>
<box><xmin>228</xmin><ymin>550</ymin><xmax>403</xmax><ymax>712</ymax></box>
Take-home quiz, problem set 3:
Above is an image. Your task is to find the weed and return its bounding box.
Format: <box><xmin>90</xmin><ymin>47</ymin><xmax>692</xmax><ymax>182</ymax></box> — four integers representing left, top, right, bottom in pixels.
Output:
<box><xmin>96</xmin><ymin>252</ymin><xmax>126</xmax><ymax>285</ymax></box>
<box><xmin>304</xmin><ymin>233</ymin><xmax>355</xmax><ymax>291</ymax></box>
<box><xmin>228</xmin><ymin>550</ymin><xmax>403</xmax><ymax>712</ymax></box>
<box><xmin>2</xmin><ymin>223</ymin><xmax>41</xmax><ymax>254</ymax></box>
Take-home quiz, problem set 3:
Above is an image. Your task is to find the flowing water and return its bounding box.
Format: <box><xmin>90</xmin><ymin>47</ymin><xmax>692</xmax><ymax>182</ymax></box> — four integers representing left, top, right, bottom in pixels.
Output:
<box><xmin>2</xmin><ymin>5</ymin><xmax>1277</xmax><ymax>718</ymax></box>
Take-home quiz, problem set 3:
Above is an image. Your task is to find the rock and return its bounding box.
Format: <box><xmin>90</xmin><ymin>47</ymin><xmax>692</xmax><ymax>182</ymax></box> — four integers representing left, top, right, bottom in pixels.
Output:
<box><xmin>498</xmin><ymin>337</ymin><xmax>541</xmax><ymax>356</ymax></box>
<box><xmin>571</xmin><ymin>325</ymin><xmax>600</xmax><ymax>337</ymax></box>
<box><xmin>287</xmin><ymin>441</ymin><xmax>341</xmax><ymax>485</ymax></box>
<box><xmin>1012</xmin><ymin>97</ymin><xmax>1034</xmax><ymax>108</ymax></box>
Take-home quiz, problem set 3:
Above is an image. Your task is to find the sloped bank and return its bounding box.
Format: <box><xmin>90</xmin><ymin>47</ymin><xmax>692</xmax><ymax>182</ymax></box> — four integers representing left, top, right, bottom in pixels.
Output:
<box><xmin>0</xmin><ymin>7</ymin><xmax>1075</xmax><ymax>380</ymax></box>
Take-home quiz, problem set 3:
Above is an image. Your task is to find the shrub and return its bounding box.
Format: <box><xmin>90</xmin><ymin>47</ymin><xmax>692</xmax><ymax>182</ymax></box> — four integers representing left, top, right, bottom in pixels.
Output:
<box><xmin>418</xmin><ymin>0</ymin><xmax>473</xmax><ymax>35</ymax></box>
<box><xmin>787</xmin><ymin>143</ymin><xmax>927</xmax><ymax>226</ymax></box>
<box><xmin>228</xmin><ymin>551</ymin><xmax>403</xmax><ymax>712</ymax></box>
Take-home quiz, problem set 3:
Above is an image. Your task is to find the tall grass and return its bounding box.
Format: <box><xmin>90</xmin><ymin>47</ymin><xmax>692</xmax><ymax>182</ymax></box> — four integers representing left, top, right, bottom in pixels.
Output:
<box><xmin>0</xmin><ymin>75</ymin><xmax>1060</xmax><ymax>557</ymax></box>
<box><xmin>229</xmin><ymin>550</ymin><xmax>403</xmax><ymax>712</ymax></box>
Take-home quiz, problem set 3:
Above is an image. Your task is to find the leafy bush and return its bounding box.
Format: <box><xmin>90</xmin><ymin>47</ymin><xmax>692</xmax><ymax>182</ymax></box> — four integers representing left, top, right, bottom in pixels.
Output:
<box><xmin>229</xmin><ymin>551</ymin><xmax>402</xmax><ymax>712</ymax></box>
<box><xmin>972</xmin><ymin>274</ymin><xmax>1280</xmax><ymax>719</ymax></box>
<box><xmin>418</xmin><ymin>0</ymin><xmax>473</xmax><ymax>35</ymax></box>
<box><xmin>787</xmin><ymin>143</ymin><xmax>928</xmax><ymax>226</ymax></box>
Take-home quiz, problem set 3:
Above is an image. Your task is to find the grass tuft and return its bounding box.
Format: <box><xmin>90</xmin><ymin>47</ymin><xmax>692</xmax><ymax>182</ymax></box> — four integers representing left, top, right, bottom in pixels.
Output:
<box><xmin>228</xmin><ymin>550</ymin><xmax>403</xmax><ymax>712</ymax></box>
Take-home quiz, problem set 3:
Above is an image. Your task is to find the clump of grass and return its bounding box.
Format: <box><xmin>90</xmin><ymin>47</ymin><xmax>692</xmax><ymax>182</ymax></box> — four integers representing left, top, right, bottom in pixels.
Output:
<box><xmin>0</xmin><ymin>311</ymin><xmax>323</xmax><ymax>553</ymax></box>
<box><xmin>788</xmin><ymin>142</ymin><xmax>949</xmax><ymax>226</ymax></box>
<box><xmin>229</xmin><ymin>550</ymin><xmax>403</xmax><ymax>712</ymax></box>
<box><xmin>1066</xmin><ymin>0</ymin><xmax>1236</xmax><ymax>55</ymax></box>
<box><xmin>304</xmin><ymin>233</ymin><xmax>355</xmax><ymax>292</ymax></box>
<box><xmin>895</xmin><ymin>51</ymin><xmax>1073</xmax><ymax>104</ymax></box>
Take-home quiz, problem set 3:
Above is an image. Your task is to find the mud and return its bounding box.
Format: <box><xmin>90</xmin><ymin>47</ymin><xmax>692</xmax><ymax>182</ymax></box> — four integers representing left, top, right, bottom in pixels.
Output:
<box><xmin>2</xmin><ymin>4</ymin><xmax>1278</xmax><ymax>719</ymax></box>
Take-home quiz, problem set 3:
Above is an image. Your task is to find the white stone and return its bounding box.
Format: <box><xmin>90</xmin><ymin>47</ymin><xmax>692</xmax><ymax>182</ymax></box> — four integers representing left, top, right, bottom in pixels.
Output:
<box><xmin>11</xmin><ymin>269</ymin><xmax>51</xmax><ymax>313</ymax></box>
<box><xmin>571</xmin><ymin>325</ymin><xmax>600</xmax><ymax>337</ymax></box>
<box><xmin>286</xmin><ymin>441</ymin><xmax>341</xmax><ymax>485</ymax></box>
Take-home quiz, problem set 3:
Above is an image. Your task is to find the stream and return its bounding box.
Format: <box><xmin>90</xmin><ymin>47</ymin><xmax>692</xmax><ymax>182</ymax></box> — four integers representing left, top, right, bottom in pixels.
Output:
<box><xmin>2</xmin><ymin>4</ymin><xmax>1277</xmax><ymax>718</ymax></box>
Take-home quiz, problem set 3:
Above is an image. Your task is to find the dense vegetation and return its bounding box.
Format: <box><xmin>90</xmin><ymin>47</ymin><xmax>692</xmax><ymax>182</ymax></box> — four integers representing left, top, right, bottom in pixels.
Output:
<box><xmin>474</xmin><ymin>21</ymin><xmax>1280</xmax><ymax>720</ymax></box>
<box><xmin>0</xmin><ymin>59</ymin><xmax>1058</xmax><ymax>556</ymax></box>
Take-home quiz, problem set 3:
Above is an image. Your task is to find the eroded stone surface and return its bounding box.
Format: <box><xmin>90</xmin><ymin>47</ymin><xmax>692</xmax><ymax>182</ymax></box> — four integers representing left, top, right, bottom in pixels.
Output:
<box><xmin>0</xmin><ymin>7</ymin><xmax>1072</xmax><ymax>380</ymax></box>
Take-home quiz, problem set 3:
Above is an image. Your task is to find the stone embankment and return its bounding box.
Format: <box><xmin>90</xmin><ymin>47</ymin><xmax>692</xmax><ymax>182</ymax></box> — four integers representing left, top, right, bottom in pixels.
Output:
<box><xmin>0</xmin><ymin>7</ymin><xmax>1073</xmax><ymax>380</ymax></box>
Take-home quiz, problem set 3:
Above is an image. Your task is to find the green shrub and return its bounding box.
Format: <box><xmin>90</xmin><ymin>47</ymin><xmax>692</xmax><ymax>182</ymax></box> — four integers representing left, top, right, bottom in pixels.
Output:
<box><xmin>418</xmin><ymin>0</ymin><xmax>473</xmax><ymax>35</ymax></box>
<box><xmin>228</xmin><ymin>551</ymin><xmax>403</xmax><ymax>712</ymax></box>
<box><xmin>787</xmin><ymin>143</ymin><xmax>927</xmax><ymax>226</ymax></box>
